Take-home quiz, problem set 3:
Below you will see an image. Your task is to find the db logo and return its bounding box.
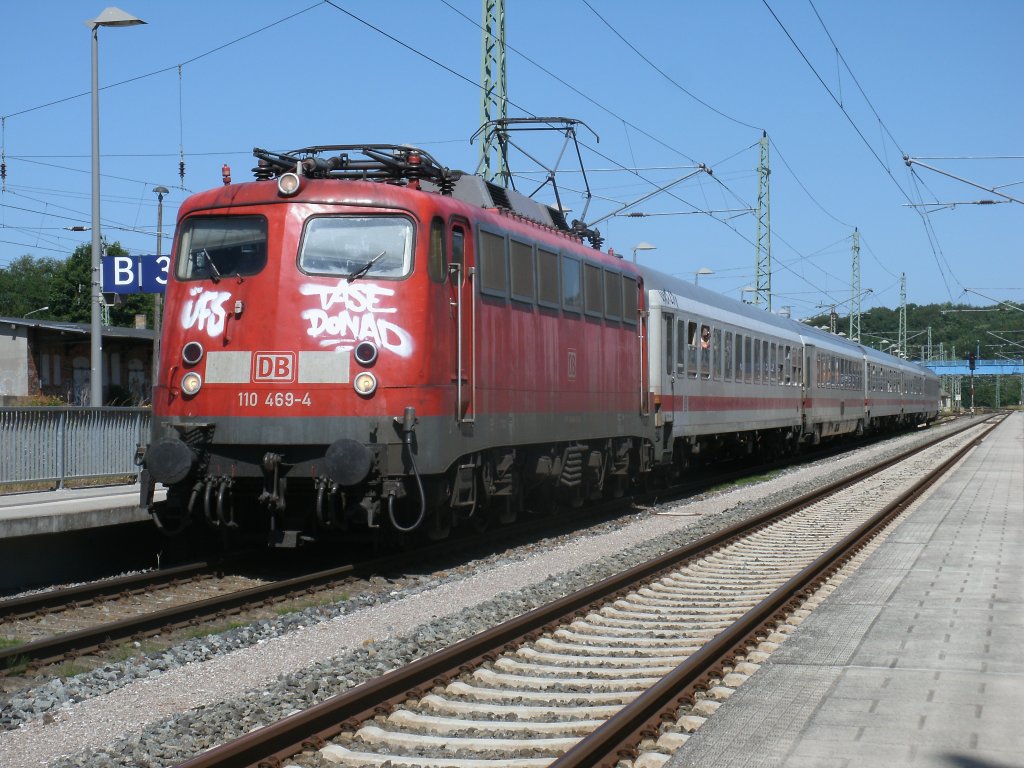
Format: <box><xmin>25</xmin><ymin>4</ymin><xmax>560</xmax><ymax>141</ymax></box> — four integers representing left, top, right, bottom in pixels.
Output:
<box><xmin>253</xmin><ymin>352</ymin><xmax>295</xmax><ymax>382</ymax></box>
<box><xmin>567</xmin><ymin>348</ymin><xmax>577</xmax><ymax>380</ymax></box>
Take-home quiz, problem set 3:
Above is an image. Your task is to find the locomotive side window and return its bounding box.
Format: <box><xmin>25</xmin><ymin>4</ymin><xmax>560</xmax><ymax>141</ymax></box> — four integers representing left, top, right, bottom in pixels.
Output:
<box><xmin>584</xmin><ymin>263</ymin><xmax>603</xmax><ymax>318</ymax></box>
<box><xmin>176</xmin><ymin>215</ymin><xmax>267</xmax><ymax>280</ymax></box>
<box><xmin>451</xmin><ymin>225</ymin><xmax>465</xmax><ymax>268</ymax></box>
<box><xmin>604</xmin><ymin>271</ymin><xmax>622</xmax><ymax>321</ymax></box>
<box><xmin>537</xmin><ymin>247</ymin><xmax>559</xmax><ymax>308</ymax></box>
<box><xmin>561</xmin><ymin>256</ymin><xmax>582</xmax><ymax>314</ymax></box>
<box><xmin>479</xmin><ymin>229</ymin><xmax>507</xmax><ymax>297</ymax></box>
<box><xmin>621</xmin><ymin>276</ymin><xmax>638</xmax><ymax>325</ymax></box>
<box><xmin>509</xmin><ymin>238</ymin><xmax>535</xmax><ymax>304</ymax></box>
<box><xmin>428</xmin><ymin>217</ymin><xmax>445</xmax><ymax>283</ymax></box>
<box><xmin>299</xmin><ymin>216</ymin><xmax>413</xmax><ymax>279</ymax></box>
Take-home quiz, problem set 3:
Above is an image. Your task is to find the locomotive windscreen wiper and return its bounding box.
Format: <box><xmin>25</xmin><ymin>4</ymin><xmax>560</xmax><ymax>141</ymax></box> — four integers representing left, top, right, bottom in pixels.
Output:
<box><xmin>347</xmin><ymin>250</ymin><xmax>386</xmax><ymax>283</ymax></box>
<box><xmin>193</xmin><ymin>248</ymin><xmax>223</xmax><ymax>283</ymax></box>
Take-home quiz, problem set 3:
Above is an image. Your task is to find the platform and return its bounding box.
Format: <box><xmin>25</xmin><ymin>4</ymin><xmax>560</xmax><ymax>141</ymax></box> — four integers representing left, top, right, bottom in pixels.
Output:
<box><xmin>666</xmin><ymin>410</ymin><xmax>1023</xmax><ymax>768</ymax></box>
<box><xmin>0</xmin><ymin>484</ymin><xmax>155</xmax><ymax>539</ymax></box>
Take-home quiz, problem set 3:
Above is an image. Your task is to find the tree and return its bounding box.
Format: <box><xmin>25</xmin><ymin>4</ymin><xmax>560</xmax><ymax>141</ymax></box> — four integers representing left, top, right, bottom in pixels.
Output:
<box><xmin>0</xmin><ymin>254</ymin><xmax>62</xmax><ymax>318</ymax></box>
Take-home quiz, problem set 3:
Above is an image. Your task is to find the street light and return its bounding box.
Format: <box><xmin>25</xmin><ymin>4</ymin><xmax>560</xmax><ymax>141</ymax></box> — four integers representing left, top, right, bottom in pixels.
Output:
<box><xmin>694</xmin><ymin>267</ymin><xmax>713</xmax><ymax>286</ymax></box>
<box><xmin>152</xmin><ymin>186</ymin><xmax>169</xmax><ymax>392</ymax></box>
<box><xmin>88</xmin><ymin>6</ymin><xmax>146</xmax><ymax>407</ymax></box>
<box><xmin>24</xmin><ymin>306</ymin><xmax>50</xmax><ymax>318</ymax></box>
<box><xmin>740</xmin><ymin>285</ymin><xmax>755</xmax><ymax>303</ymax></box>
<box><xmin>632</xmin><ymin>242</ymin><xmax>656</xmax><ymax>263</ymax></box>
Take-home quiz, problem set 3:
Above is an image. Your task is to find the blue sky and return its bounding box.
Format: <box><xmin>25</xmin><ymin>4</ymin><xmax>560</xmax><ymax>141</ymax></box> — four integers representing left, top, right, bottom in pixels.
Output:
<box><xmin>1</xmin><ymin>1</ymin><xmax>1021</xmax><ymax>318</ymax></box>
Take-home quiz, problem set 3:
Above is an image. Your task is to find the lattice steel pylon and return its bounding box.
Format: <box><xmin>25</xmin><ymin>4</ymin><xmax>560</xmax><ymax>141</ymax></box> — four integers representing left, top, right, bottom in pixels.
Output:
<box><xmin>480</xmin><ymin>0</ymin><xmax>508</xmax><ymax>185</ymax></box>
<box><xmin>754</xmin><ymin>131</ymin><xmax>772</xmax><ymax>311</ymax></box>
<box><xmin>898</xmin><ymin>272</ymin><xmax>907</xmax><ymax>358</ymax></box>
<box><xmin>849</xmin><ymin>228</ymin><xmax>861</xmax><ymax>342</ymax></box>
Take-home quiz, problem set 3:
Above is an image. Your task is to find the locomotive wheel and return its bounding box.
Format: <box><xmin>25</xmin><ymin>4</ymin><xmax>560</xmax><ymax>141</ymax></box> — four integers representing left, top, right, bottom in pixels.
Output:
<box><xmin>497</xmin><ymin>491</ymin><xmax>521</xmax><ymax>526</ymax></box>
<box><xmin>468</xmin><ymin>504</ymin><xmax>493</xmax><ymax>533</ymax></box>
<box><xmin>424</xmin><ymin>506</ymin><xmax>451</xmax><ymax>541</ymax></box>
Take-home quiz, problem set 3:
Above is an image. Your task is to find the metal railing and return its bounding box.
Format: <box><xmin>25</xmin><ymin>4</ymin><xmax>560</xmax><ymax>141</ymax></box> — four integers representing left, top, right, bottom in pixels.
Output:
<box><xmin>0</xmin><ymin>407</ymin><xmax>150</xmax><ymax>489</ymax></box>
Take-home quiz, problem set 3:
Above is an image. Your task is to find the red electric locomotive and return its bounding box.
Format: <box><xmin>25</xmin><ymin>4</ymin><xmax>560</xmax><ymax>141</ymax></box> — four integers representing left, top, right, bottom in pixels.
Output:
<box><xmin>140</xmin><ymin>145</ymin><xmax>651</xmax><ymax>546</ymax></box>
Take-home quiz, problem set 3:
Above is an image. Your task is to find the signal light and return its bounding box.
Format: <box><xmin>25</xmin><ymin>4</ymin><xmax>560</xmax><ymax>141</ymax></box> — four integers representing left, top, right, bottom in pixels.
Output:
<box><xmin>354</xmin><ymin>341</ymin><xmax>378</xmax><ymax>366</ymax></box>
<box><xmin>968</xmin><ymin>352</ymin><xmax>976</xmax><ymax>371</ymax></box>
<box><xmin>182</xmin><ymin>341</ymin><xmax>204</xmax><ymax>365</ymax></box>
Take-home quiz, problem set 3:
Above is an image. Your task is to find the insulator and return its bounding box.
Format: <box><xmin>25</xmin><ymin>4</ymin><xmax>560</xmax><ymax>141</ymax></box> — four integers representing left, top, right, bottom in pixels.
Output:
<box><xmin>0</xmin><ymin>162</ymin><xmax>5</xmax><ymax>182</ymax></box>
<box><xmin>179</xmin><ymin>160</ymin><xmax>186</xmax><ymax>182</ymax></box>
<box><xmin>253</xmin><ymin>158</ymin><xmax>273</xmax><ymax>181</ymax></box>
<box><xmin>221</xmin><ymin>164</ymin><xmax>231</xmax><ymax>185</ymax></box>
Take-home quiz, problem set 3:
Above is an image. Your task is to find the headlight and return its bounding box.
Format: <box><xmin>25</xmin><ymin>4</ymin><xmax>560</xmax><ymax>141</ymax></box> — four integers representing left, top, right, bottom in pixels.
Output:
<box><xmin>181</xmin><ymin>371</ymin><xmax>203</xmax><ymax>397</ymax></box>
<box><xmin>278</xmin><ymin>172</ymin><xmax>301</xmax><ymax>197</ymax></box>
<box><xmin>353</xmin><ymin>371</ymin><xmax>377</xmax><ymax>397</ymax></box>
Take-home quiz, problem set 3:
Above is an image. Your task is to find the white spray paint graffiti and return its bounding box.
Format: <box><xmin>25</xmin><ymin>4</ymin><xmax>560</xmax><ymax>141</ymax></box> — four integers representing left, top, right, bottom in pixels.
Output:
<box><xmin>299</xmin><ymin>281</ymin><xmax>413</xmax><ymax>356</ymax></box>
<box><xmin>181</xmin><ymin>287</ymin><xmax>232</xmax><ymax>338</ymax></box>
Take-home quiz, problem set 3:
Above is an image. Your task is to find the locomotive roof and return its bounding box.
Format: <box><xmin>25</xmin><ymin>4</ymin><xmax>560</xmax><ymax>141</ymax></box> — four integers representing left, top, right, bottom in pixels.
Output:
<box><xmin>251</xmin><ymin>144</ymin><xmax>581</xmax><ymax>241</ymax></box>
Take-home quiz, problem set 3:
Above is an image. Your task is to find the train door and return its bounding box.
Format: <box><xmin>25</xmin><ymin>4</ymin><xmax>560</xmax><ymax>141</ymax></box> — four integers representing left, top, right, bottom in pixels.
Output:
<box><xmin>803</xmin><ymin>342</ymin><xmax>816</xmax><ymax>441</ymax></box>
<box><xmin>661</xmin><ymin>313</ymin><xmax>676</xmax><ymax>424</ymax></box>
<box><xmin>449</xmin><ymin>219</ymin><xmax>474</xmax><ymax>422</ymax></box>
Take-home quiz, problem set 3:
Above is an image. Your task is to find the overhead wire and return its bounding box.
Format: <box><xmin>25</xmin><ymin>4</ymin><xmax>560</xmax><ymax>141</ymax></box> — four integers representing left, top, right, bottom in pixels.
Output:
<box><xmin>766</xmin><ymin>0</ymin><xmax>962</xmax><ymax>303</ymax></box>
<box><xmin>570</xmin><ymin>3</ymin><xmax>855</xmax><ymax>300</ymax></box>
<box><xmin>331</xmin><ymin>0</ymin><xmax>745</xmax><ymax>239</ymax></box>
<box><xmin>0</xmin><ymin>3</ymin><xmax>326</xmax><ymax>121</ymax></box>
<box><xmin>579</xmin><ymin>0</ymin><xmax>762</xmax><ymax>133</ymax></box>
<box><xmin>0</xmin><ymin>4</ymin><xmax>324</xmax><ymax>256</ymax></box>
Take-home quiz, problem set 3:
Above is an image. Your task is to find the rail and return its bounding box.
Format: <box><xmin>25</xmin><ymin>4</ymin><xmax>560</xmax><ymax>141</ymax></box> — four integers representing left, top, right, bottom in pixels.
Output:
<box><xmin>0</xmin><ymin>407</ymin><xmax>149</xmax><ymax>489</ymax></box>
<box><xmin>172</xmin><ymin>417</ymin><xmax>995</xmax><ymax>768</ymax></box>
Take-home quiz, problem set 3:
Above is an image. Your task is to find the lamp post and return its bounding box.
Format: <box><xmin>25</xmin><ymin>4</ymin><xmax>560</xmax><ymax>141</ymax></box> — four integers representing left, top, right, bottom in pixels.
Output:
<box><xmin>632</xmin><ymin>242</ymin><xmax>656</xmax><ymax>264</ymax></box>
<box><xmin>24</xmin><ymin>306</ymin><xmax>50</xmax><ymax>318</ymax></box>
<box><xmin>88</xmin><ymin>6</ymin><xmax>146</xmax><ymax>407</ymax></box>
<box><xmin>694</xmin><ymin>267</ymin><xmax>713</xmax><ymax>286</ymax></box>
<box><xmin>152</xmin><ymin>186</ymin><xmax>169</xmax><ymax>392</ymax></box>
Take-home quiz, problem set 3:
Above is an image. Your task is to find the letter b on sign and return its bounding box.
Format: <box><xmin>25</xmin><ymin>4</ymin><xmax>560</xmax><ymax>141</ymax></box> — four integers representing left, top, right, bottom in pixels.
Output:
<box><xmin>253</xmin><ymin>352</ymin><xmax>295</xmax><ymax>382</ymax></box>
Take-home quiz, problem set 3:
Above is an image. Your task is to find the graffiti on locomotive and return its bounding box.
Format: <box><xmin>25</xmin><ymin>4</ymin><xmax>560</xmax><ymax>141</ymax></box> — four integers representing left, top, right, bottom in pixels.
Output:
<box><xmin>299</xmin><ymin>281</ymin><xmax>413</xmax><ymax>356</ymax></box>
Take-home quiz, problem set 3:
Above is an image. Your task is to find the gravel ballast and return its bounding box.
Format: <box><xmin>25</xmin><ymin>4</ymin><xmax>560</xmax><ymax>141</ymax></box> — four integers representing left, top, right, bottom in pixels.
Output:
<box><xmin>0</xmin><ymin>421</ymin><xmax>971</xmax><ymax>768</ymax></box>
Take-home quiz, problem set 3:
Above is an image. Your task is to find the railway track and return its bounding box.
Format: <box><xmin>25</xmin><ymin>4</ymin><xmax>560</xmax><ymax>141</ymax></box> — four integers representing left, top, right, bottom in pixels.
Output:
<box><xmin>0</xmin><ymin>417</ymin><xmax>981</xmax><ymax>677</ymax></box>
<box><xmin>172</xmin><ymin>416</ymin><xmax>1001</xmax><ymax>768</ymax></box>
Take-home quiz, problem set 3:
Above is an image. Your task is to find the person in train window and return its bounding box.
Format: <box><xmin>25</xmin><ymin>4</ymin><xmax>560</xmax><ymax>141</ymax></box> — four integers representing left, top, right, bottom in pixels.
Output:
<box><xmin>700</xmin><ymin>325</ymin><xmax>711</xmax><ymax>350</ymax></box>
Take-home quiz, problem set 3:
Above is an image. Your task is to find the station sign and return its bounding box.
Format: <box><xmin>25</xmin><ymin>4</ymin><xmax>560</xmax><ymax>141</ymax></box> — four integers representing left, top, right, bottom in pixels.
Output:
<box><xmin>101</xmin><ymin>254</ymin><xmax>170</xmax><ymax>294</ymax></box>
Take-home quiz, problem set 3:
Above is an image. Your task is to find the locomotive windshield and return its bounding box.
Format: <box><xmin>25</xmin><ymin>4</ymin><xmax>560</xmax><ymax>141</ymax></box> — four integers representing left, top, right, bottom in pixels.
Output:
<box><xmin>299</xmin><ymin>216</ymin><xmax>413</xmax><ymax>279</ymax></box>
<box><xmin>175</xmin><ymin>216</ymin><xmax>268</xmax><ymax>281</ymax></box>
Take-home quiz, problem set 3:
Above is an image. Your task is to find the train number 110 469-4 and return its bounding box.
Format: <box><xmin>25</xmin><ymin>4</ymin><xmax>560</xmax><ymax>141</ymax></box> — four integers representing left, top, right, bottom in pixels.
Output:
<box><xmin>237</xmin><ymin>391</ymin><xmax>312</xmax><ymax>408</ymax></box>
